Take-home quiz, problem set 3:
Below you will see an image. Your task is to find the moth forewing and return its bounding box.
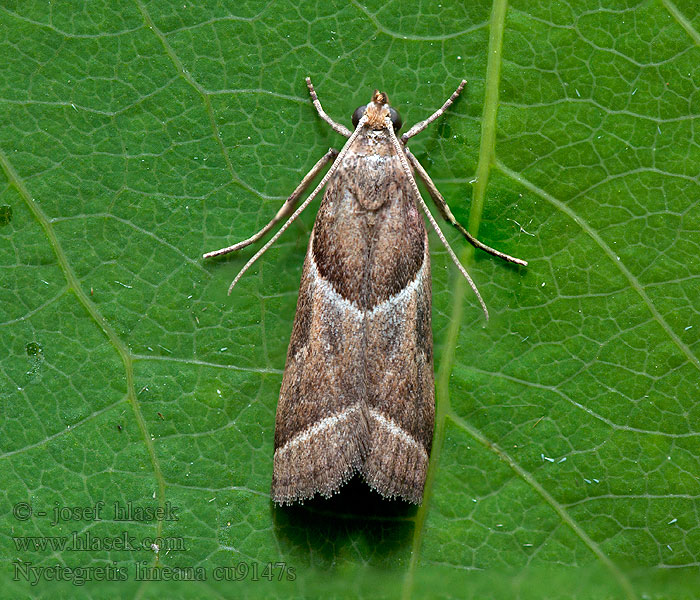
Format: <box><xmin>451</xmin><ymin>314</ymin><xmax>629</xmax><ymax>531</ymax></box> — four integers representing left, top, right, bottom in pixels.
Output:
<box><xmin>203</xmin><ymin>78</ymin><xmax>526</xmax><ymax>505</ymax></box>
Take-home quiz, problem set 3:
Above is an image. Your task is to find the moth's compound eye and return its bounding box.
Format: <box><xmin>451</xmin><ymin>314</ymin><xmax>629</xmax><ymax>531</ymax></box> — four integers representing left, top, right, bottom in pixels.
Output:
<box><xmin>389</xmin><ymin>107</ymin><xmax>402</xmax><ymax>132</ymax></box>
<box><xmin>351</xmin><ymin>105</ymin><xmax>366</xmax><ymax>128</ymax></box>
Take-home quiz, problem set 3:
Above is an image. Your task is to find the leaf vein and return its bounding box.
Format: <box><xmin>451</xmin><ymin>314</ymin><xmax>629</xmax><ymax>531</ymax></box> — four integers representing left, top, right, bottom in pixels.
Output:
<box><xmin>496</xmin><ymin>159</ymin><xmax>700</xmax><ymax>375</ymax></box>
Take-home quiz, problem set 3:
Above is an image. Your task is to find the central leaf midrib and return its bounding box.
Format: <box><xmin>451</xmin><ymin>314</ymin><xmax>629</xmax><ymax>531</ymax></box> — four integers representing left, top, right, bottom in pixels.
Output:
<box><xmin>403</xmin><ymin>1</ymin><xmax>638</xmax><ymax>598</ymax></box>
<box><xmin>402</xmin><ymin>0</ymin><xmax>509</xmax><ymax>597</ymax></box>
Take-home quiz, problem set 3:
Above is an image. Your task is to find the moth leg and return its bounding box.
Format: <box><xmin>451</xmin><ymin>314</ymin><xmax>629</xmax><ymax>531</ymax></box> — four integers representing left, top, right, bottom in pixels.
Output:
<box><xmin>203</xmin><ymin>148</ymin><xmax>339</xmax><ymax>259</ymax></box>
<box><xmin>405</xmin><ymin>147</ymin><xmax>527</xmax><ymax>267</ymax></box>
<box><xmin>306</xmin><ymin>77</ymin><xmax>353</xmax><ymax>138</ymax></box>
<box><xmin>384</xmin><ymin>118</ymin><xmax>490</xmax><ymax>318</ymax></box>
<box><xmin>401</xmin><ymin>79</ymin><xmax>467</xmax><ymax>142</ymax></box>
<box><xmin>222</xmin><ymin>116</ymin><xmax>370</xmax><ymax>294</ymax></box>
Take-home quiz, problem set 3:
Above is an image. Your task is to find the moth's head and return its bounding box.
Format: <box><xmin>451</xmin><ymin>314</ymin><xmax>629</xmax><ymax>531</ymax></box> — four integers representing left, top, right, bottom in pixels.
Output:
<box><xmin>351</xmin><ymin>90</ymin><xmax>402</xmax><ymax>132</ymax></box>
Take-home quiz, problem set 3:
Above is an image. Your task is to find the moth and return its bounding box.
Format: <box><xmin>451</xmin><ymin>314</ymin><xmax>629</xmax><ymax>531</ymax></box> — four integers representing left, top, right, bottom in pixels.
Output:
<box><xmin>204</xmin><ymin>78</ymin><xmax>526</xmax><ymax>505</ymax></box>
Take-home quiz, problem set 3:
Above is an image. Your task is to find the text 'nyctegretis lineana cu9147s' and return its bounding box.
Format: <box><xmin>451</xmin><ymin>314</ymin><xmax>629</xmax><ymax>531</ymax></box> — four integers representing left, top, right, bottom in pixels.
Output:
<box><xmin>203</xmin><ymin>78</ymin><xmax>527</xmax><ymax>505</ymax></box>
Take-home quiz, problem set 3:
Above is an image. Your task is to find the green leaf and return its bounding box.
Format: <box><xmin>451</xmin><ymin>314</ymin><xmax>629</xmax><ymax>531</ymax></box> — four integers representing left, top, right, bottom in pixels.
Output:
<box><xmin>1</xmin><ymin>0</ymin><xmax>698</xmax><ymax>598</ymax></box>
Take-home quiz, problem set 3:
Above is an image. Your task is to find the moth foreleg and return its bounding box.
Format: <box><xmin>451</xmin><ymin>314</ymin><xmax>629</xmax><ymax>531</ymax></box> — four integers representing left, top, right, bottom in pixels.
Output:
<box><xmin>401</xmin><ymin>79</ymin><xmax>467</xmax><ymax>141</ymax></box>
<box><xmin>203</xmin><ymin>148</ymin><xmax>338</xmax><ymax>259</ymax></box>
<box><xmin>405</xmin><ymin>148</ymin><xmax>527</xmax><ymax>267</ymax></box>
<box><xmin>306</xmin><ymin>77</ymin><xmax>353</xmax><ymax>138</ymax></box>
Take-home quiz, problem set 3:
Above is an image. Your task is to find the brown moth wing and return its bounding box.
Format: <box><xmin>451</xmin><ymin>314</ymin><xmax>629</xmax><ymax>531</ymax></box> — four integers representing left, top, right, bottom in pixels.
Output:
<box><xmin>361</xmin><ymin>230</ymin><xmax>433</xmax><ymax>504</ymax></box>
<box><xmin>272</xmin><ymin>129</ymin><xmax>433</xmax><ymax>504</ymax></box>
<box><xmin>271</xmin><ymin>133</ymin><xmax>375</xmax><ymax>503</ymax></box>
<box><xmin>271</xmin><ymin>237</ymin><xmax>369</xmax><ymax>504</ymax></box>
<box><xmin>353</xmin><ymin>136</ymin><xmax>433</xmax><ymax>504</ymax></box>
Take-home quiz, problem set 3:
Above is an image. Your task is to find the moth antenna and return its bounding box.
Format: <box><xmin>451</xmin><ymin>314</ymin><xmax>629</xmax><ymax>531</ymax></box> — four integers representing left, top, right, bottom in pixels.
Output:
<box><xmin>226</xmin><ymin>116</ymin><xmax>369</xmax><ymax>294</ymax></box>
<box><xmin>386</xmin><ymin>117</ymin><xmax>489</xmax><ymax>320</ymax></box>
